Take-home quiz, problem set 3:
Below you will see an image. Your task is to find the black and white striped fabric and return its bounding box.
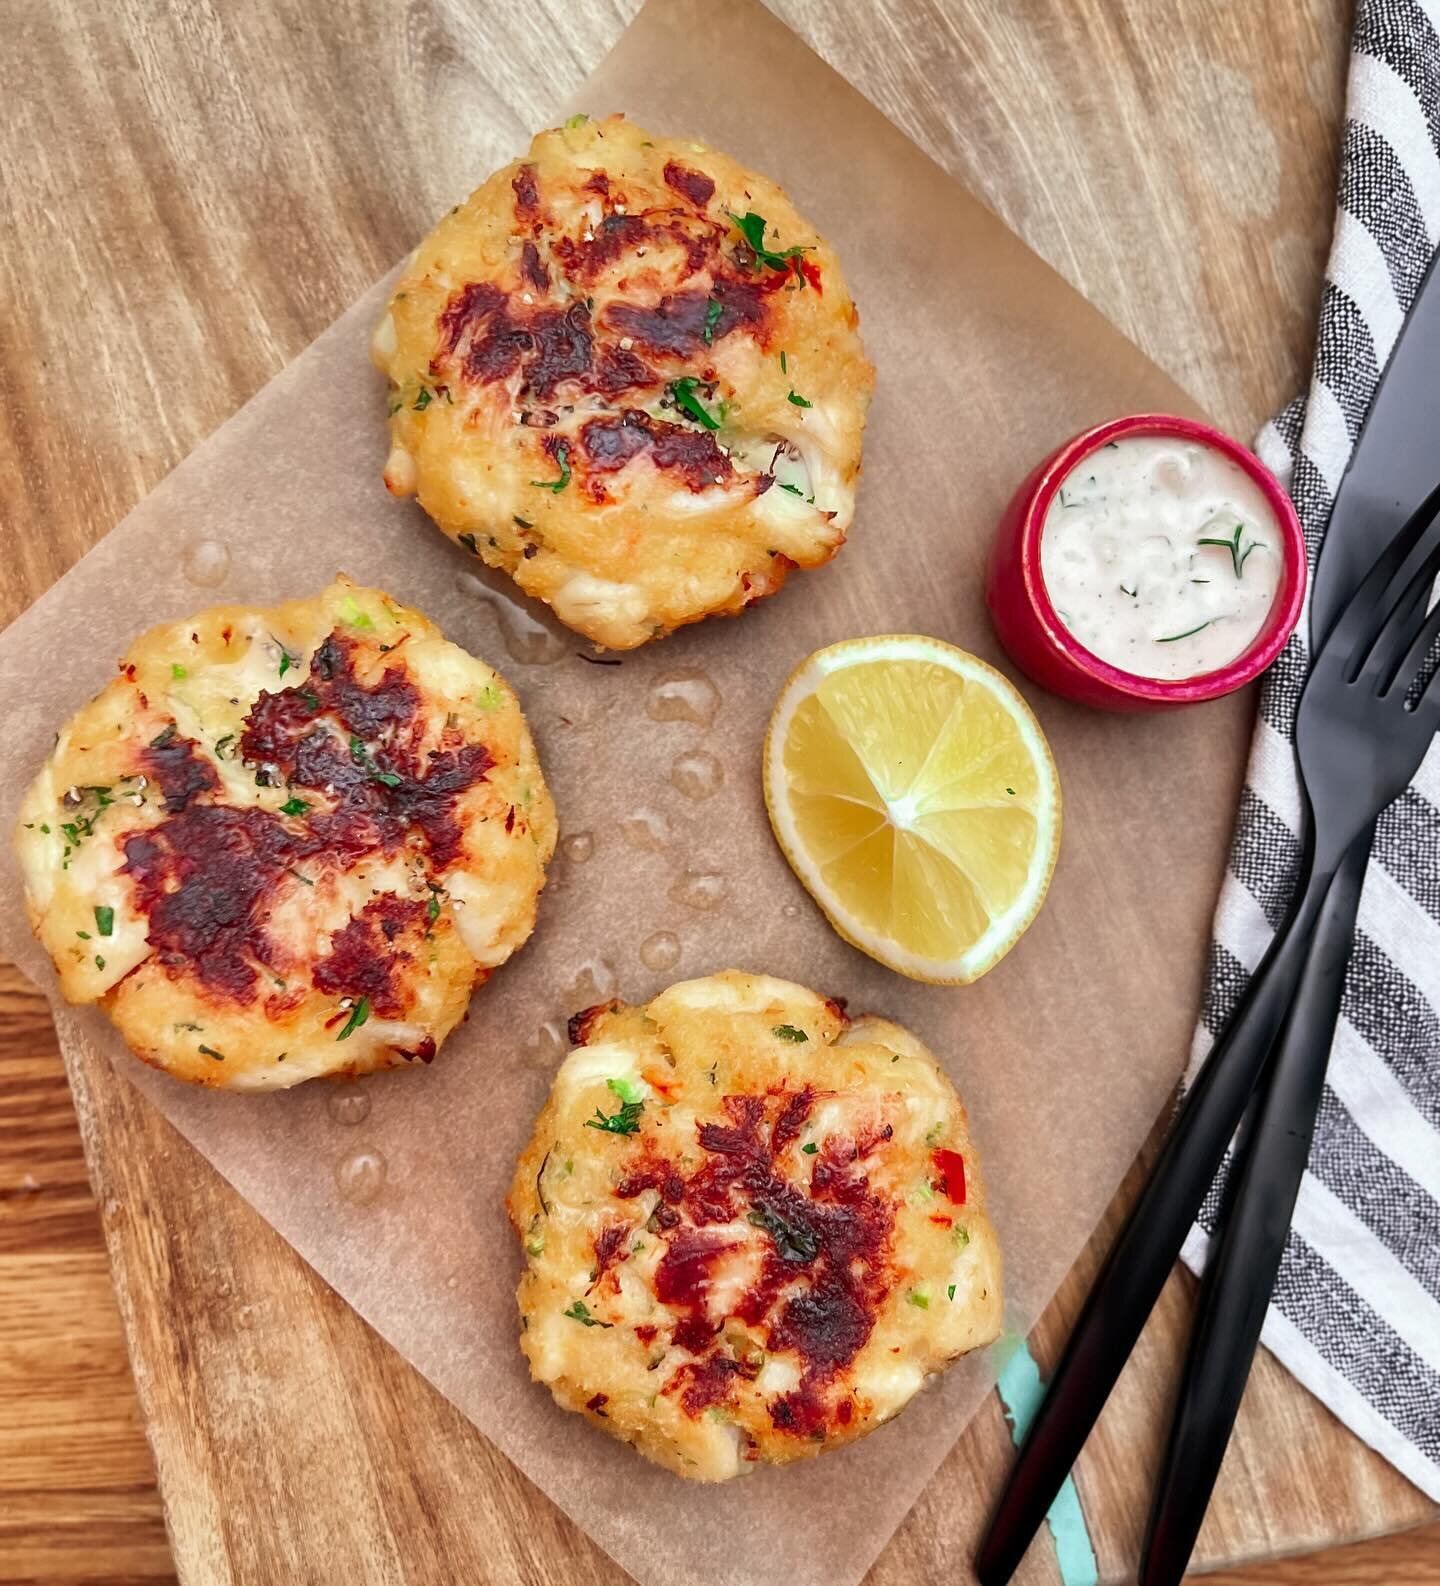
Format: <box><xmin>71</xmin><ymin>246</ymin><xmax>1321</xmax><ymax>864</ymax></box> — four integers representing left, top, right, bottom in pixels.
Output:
<box><xmin>1180</xmin><ymin>0</ymin><xmax>1440</xmax><ymax>1502</ymax></box>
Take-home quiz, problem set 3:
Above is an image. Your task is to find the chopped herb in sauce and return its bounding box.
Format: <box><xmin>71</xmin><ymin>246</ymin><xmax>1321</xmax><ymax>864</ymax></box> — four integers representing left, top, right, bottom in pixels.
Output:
<box><xmin>772</xmin><ymin>1023</ymin><xmax>808</xmax><ymax>1042</ymax></box>
<box><xmin>278</xmin><ymin>649</ymin><xmax>296</xmax><ymax>677</ymax></box>
<box><xmin>336</xmin><ymin>997</ymin><xmax>371</xmax><ymax>1042</ymax></box>
<box><xmin>947</xmin><ymin>1284</ymin><xmax>957</xmax><ymax>1301</ymax></box>
<box><xmin>94</xmin><ymin>955</ymin><xmax>105</xmax><ymax>970</ymax></box>
<box><xmin>1197</xmin><ymin>520</ymin><xmax>1265</xmax><ymax>579</ymax></box>
<box><xmin>1156</xmin><ymin>621</ymin><xmax>1214</xmax><ymax>644</ymax></box>
<box><xmin>94</xmin><ymin>905</ymin><xmax>114</xmax><ymax>937</ymax></box>
<box><xmin>279</xmin><ymin>796</ymin><xmax>309</xmax><ymax>816</ymax></box>
<box><xmin>778</xmin><ymin>482</ymin><xmax>804</xmax><ymax>497</ymax></box>
<box><xmin>801</xmin><ymin>1141</ymin><xmax>818</xmax><ymax>1155</ymax></box>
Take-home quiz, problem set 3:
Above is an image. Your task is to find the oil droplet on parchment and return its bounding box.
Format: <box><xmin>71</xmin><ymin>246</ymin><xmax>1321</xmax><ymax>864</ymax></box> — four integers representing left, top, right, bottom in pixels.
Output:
<box><xmin>669</xmin><ymin>870</ymin><xmax>729</xmax><ymax>911</ymax></box>
<box><xmin>782</xmin><ymin>902</ymin><xmax>801</xmax><ymax>919</ymax></box>
<box><xmin>647</xmin><ymin>670</ymin><xmax>719</xmax><ymax>726</ymax></box>
<box><xmin>639</xmin><ymin>931</ymin><xmax>681</xmax><ymax>972</ymax></box>
<box><xmin>570</xmin><ymin>956</ymin><xmax>618</xmax><ymax>1006</ymax></box>
<box><xmin>326</xmin><ymin>1087</ymin><xmax>371</xmax><ymax>1126</ymax></box>
<box><xmin>182</xmin><ymin>539</ymin><xmax>230</xmax><ymax>588</ymax></box>
<box><xmin>560</xmin><ymin>831</ymin><xmax>595</xmax><ymax>863</ymax></box>
<box><xmin>456</xmin><ymin>572</ymin><xmax>567</xmax><ymax>664</ymax></box>
<box><xmin>671</xmin><ymin>749</ymin><xmax>724</xmax><ymax>800</ymax></box>
<box><xmin>621</xmin><ymin>809</ymin><xmax>669</xmax><ymax>851</ymax></box>
<box><xmin>522</xmin><ymin>1019</ymin><xmax>568</xmax><ymax>1068</ymax></box>
<box><xmin>335</xmin><ymin>1147</ymin><xmax>387</xmax><ymax>1205</ymax></box>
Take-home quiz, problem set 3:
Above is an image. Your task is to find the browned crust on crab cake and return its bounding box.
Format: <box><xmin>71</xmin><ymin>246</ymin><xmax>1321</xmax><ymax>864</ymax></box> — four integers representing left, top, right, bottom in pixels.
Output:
<box><xmin>13</xmin><ymin>578</ymin><xmax>556</xmax><ymax>1089</ymax></box>
<box><xmin>508</xmin><ymin>970</ymin><xmax>1001</xmax><ymax>1479</ymax></box>
<box><xmin>372</xmin><ymin>114</ymin><xmax>873</xmax><ymax>649</ymax></box>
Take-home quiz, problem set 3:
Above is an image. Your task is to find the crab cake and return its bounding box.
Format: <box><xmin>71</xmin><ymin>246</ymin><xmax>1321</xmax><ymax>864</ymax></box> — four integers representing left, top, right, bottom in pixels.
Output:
<box><xmin>13</xmin><ymin>578</ymin><xmax>556</xmax><ymax>1090</ymax></box>
<box><xmin>508</xmin><ymin>970</ymin><xmax>1001</xmax><ymax>1479</ymax></box>
<box><xmin>372</xmin><ymin>114</ymin><xmax>873</xmax><ymax>650</ymax></box>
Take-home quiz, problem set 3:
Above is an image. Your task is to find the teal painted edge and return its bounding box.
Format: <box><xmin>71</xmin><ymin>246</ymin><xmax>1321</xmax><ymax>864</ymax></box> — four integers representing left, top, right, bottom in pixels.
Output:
<box><xmin>992</xmin><ymin>1334</ymin><xmax>1100</xmax><ymax>1586</ymax></box>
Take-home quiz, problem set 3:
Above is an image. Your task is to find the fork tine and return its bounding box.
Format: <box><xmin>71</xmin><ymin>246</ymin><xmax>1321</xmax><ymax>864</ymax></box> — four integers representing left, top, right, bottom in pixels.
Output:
<box><xmin>1325</xmin><ymin>477</ymin><xmax>1440</xmax><ymax>679</ymax></box>
<box><xmin>1385</xmin><ymin>594</ymin><xmax>1440</xmax><ymax>701</ymax></box>
<box><xmin>1364</xmin><ymin>533</ymin><xmax>1440</xmax><ymax>690</ymax></box>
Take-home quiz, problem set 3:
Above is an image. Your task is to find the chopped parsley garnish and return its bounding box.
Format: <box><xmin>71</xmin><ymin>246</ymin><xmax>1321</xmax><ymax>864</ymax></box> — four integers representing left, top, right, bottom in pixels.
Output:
<box><xmin>702</xmin><ymin>296</ymin><xmax>723</xmax><ymax>344</ymax></box>
<box><xmin>93</xmin><ymin>905</ymin><xmax>114</xmax><ymax>937</ymax></box>
<box><xmin>772</xmin><ymin>1023</ymin><xmax>808</xmax><ymax>1042</ymax></box>
<box><xmin>907</xmin><ymin>1290</ymin><xmax>930</xmax><ymax>1309</ymax></box>
<box><xmin>349</xmin><ymin>735</ymin><xmax>402</xmax><ymax>787</ymax></box>
<box><xmin>336</xmin><ymin>997</ymin><xmax>371</xmax><ymax>1042</ymax></box>
<box><xmin>668</xmin><ymin>376</ymin><xmax>720</xmax><ymax>430</ymax></box>
<box><xmin>1006</xmin><ymin>786</ymin><xmax>1016</xmax><ymax>796</ymax></box>
<box><xmin>563</xmin><ymin>1300</ymin><xmax>612</xmax><ymax>1327</ymax></box>
<box><xmin>412</xmin><ymin>387</ymin><xmax>433</xmax><ymax>411</ymax></box>
<box><xmin>171</xmin><ymin>663</ymin><xmax>188</xmax><ymax>680</ymax></box>
<box><xmin>300</xmin><ymin>690</ymin><xmax>321</xmax><ymax>710</ymax></box>
<box><xmin>76</xmin><ymin>930</ymin><xmax>90</xmax><ymax>940</ymax></box>
<box><xmin>280</xmin><ymin>796</ymin><xmax>309</xmax><ymax>816</ymax></box>
<box><xmin>786</xmin><ymin>390</ymin><xmax>812</xmax><ymax>408</ymax></box>
<box><xmin>94</xmin><ymin>955</ymin><xmax>105</xmax><ymax>971</ymax></box>
<box><xmin>198</xmin><ymin>1044</ymin><xmax>225</xmax><ymax>1061</ymax></box>
<box><xmin>727</xmin><ymin>210</ymin><xmax>812</xmax><ymax>272</ymax></box>
<box><xmin>1156</xmin><ymin>621</ymin><xmax>1214</xmax><ymax>644</ymax></box>
<box><xmin>778</xmin><ymin>481</ymin><xmax>805</xmax><ymax>497</ymax></box>
<box><xmin>747</xmin><ymin>1202</ymin><xmax>819</xmax><ymax>1263</ymax></box>
<box><xmin>278</xmin><ymin>648</ymin><xmax>296</xmax><ymax>677</ymax></box>
<box><xmin>584</xmin><ymin>1098</ymin><xmax>644</xmax><ymax>1135</ymax></box>
<box><xmin>426</xmin><ymin>890</ymin><xmax>441</xmax><ymax>923</ymax></box>
<box><xmin>530</xmin><ymin>441</ymin><xmax>571</xmax><ymax>492</ymax></box>
<box><xmin>801</xmin><ymin>1141</ymin><xmax>818</xmax><ymax>1155</ymax></box>
<box><xmin>1197</xmin><ymin>520</ymin><xmax>1264</xmax><ymax>579</ymax></box>
<box><xmin>947</xmin><ymin>1284</ymin><xmax>957</xmax><ymax>1301</ymax></box>
<box><xmin>780</xmin><ymin>350</ymin><xmax>788</xmax><ymax>374</ymax></box>
<box><xmin>457</xmin><ymin>531</ymin><xmax>480</xmax><ymax>555</ymax></box>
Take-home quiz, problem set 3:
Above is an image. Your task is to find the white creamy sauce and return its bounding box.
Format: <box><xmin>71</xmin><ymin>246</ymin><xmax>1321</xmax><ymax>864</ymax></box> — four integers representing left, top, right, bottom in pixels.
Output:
<box><xmin>1039</xmin><ymin>436</ymin><xmax>1282</xmax><ymax>680</ymax></box>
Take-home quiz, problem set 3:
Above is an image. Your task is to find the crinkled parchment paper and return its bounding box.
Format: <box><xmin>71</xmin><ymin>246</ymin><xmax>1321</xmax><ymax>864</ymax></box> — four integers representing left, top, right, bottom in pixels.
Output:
<box><xmin>0</xmin><ymin>3</ymin><xmax>1253</xmax><ymax>1583</ymax></box>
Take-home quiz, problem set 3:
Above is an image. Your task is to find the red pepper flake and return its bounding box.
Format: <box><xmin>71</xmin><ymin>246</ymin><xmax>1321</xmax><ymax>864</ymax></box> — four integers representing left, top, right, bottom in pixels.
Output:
<box><xmin>931</xmin><ymin>1149</ymin><xmax>967</xmax><ymax>1205</ymax></box>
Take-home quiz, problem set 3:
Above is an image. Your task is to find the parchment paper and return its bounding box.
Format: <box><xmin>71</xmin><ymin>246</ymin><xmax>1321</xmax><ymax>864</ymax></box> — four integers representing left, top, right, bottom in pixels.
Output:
<box><xmin>0</xmin><ymin>4</ymin><xmax>1255</xmax><ymax>1583</ymax></box>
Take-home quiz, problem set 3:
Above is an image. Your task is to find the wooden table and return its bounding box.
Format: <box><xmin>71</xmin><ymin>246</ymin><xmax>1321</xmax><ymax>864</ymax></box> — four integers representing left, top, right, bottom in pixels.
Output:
<box><xmin>2</xmin><ymin>1</ymin><xmax>1438</xmax><ymax>1582</ymax></box>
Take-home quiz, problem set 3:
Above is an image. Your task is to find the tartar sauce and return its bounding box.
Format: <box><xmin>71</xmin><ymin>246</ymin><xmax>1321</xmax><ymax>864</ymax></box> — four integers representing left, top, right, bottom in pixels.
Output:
<box><xmin>1039</xmin><ymin>436</ymin><xmax>1282</xmax><ymax>680</ymax></box>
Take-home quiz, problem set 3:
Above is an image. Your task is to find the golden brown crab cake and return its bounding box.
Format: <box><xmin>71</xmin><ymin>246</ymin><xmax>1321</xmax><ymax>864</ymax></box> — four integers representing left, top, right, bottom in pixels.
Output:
<box><xmin>372</xmin><ymin>114</ymin><xmax>873</xmax><ymax>650</ymax></box>
<box><xmin>508</xmin><ymin>970</ymin><xmax>1001</xmax><ymax>1480</ymax></box>
<box><xmin>13</xmin><ymin>578</ymin><xmax>556</xmax><ymax>1090</ymax></box>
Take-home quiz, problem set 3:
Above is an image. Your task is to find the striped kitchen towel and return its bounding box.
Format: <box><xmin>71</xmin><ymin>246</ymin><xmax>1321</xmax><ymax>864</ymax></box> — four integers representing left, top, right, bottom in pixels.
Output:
<box><xmin>1180</xmin><ymin>0</ymin><xmax>1440</xmax><ymax>1501</ymax></box>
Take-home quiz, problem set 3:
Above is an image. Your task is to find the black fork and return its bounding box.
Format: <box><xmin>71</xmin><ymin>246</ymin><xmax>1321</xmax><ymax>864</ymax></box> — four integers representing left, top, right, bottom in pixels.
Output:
<box><xmin>976</xmin><ymin>481</ymin><xmax>1440</xmax><ymax>1586</ymax></box>
<box><xmin>1138</xmin><ymin>483</ymin><xmax>1440</xmax><ymax>1585</ymax></box>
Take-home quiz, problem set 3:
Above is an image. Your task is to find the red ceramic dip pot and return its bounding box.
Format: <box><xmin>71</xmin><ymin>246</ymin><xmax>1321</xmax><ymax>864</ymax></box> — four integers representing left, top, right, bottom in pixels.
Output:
<box><xmin>985</xmin><ymin>414</ymin><xmax>1306</xmax><ymax>711</ymax></box>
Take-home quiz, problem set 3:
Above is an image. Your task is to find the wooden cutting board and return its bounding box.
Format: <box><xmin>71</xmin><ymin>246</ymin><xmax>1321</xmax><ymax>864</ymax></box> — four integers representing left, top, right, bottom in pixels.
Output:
<box><xmin>1</xmin><ymin>1</ymin><xmax>1437</xmax><ymax>1582</ymax></box>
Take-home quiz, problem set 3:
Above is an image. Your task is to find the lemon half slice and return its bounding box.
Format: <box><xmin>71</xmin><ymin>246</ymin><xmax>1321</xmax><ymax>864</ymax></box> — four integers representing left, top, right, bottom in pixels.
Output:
<box><xmin>764</xmin><ymin>636</ymin><xmax>1061</xmax><ymax>984</ymax></box>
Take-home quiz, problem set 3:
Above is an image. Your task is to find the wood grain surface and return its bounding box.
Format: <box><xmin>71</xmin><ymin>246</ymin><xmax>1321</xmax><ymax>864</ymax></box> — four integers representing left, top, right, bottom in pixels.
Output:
<box><xmin>1</xmin><ymin>0</ymin><xmax>1437</xmax><ymax>1582</ymax></box>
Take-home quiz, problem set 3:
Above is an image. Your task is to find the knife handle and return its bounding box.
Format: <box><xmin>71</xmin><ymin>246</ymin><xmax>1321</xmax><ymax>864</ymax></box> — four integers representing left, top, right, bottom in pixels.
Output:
<box><xmin>1138</xmin><ymin>836</ymin><xmax>1367</xmax><ymax>1586</ymax></box>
